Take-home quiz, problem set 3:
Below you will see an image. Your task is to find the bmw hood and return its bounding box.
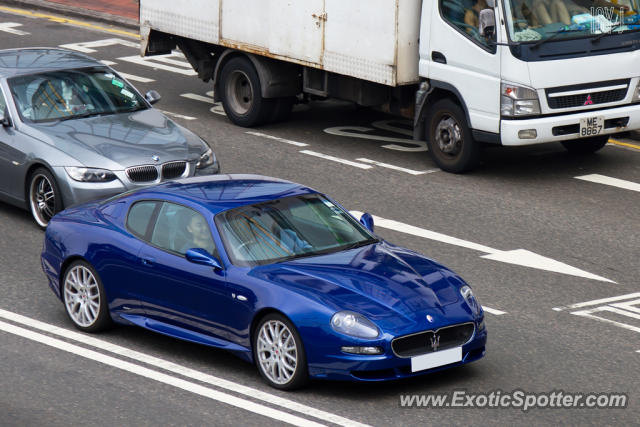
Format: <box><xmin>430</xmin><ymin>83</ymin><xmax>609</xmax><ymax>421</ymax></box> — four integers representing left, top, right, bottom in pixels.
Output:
<box><xmin>21</xmin><ymin>108</ymin><xmax>207</xmax><ymax>169</ymax></box>
<box><xmin>253</xmin><ymin>242</ymin><xmax>469</xmax><ymax>327</ymax></box>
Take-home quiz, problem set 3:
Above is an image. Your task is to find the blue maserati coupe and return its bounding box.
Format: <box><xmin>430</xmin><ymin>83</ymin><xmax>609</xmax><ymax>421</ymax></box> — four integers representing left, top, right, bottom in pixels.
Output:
<box><xmin>41</xmin><ymin>175</ymin><xmax>486</xmax><ymax>389</ymax></box>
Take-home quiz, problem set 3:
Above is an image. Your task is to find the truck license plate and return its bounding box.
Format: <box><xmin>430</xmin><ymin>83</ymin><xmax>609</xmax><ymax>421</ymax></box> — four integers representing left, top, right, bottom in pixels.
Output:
<box><xmin>579</xmin><ymin>116</ymin><xmax>604</xmax><ymax>138</ymax></box>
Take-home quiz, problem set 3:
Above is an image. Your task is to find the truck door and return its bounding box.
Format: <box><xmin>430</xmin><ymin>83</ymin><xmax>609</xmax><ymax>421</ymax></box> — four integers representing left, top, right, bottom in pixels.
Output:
<box><xmin>427</xmin><ymin>0</ymin><xmax>502</xmax><ymax>134</ymax></box>
<box><xmin>268</xmin><ymin>0</ymin><xmax>325</xmax><ymax>64</ymax></box>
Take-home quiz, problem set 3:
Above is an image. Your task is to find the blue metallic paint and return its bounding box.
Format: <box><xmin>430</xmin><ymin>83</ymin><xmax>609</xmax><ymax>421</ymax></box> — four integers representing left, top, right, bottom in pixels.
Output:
<box><xmin>41</xmin><ymin>175</ymin><xmax>486</xmax><ymax>382</ymax></box>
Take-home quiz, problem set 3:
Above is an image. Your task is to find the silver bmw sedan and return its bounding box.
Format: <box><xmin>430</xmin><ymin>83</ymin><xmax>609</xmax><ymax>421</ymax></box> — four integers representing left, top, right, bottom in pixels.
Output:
<box><xmin>0</xmin><ymin>48</ymin><xmax>220</xmax><ymax>227</ymax></box>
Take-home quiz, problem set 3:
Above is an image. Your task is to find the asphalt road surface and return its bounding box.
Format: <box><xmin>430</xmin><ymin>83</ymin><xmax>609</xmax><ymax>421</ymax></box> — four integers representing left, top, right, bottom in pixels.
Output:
<box><xmin>0</xmin><ymin>7</ymin><xmax>639</xmax><ymax>426</ymax></box>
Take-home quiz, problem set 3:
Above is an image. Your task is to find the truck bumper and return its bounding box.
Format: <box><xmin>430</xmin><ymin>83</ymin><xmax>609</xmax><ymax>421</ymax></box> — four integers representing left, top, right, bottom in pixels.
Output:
<box><xmin>500</xmin><ymin>104</ymin><xmax>640</xmax><ymax>146</ymax></box>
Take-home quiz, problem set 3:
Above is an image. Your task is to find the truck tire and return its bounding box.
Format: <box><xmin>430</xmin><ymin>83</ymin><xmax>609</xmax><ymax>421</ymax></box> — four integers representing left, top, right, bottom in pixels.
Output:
<box><xmin>426</xmin><ymin>99</ymin><xmax>480</xmax><ymax>173</ymax></box>
<box><xmin>561</xmin><ymin>136</ymin><xmax>609</xmax><ymax>155</ymax></box>
<box><xmin>220</xmin><ymin>56</ymin><xmax>274</xmax><ymax>127</ymax></box>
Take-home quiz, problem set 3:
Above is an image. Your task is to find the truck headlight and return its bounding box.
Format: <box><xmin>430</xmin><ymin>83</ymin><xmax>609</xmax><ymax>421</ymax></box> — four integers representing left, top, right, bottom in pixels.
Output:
<box><xmin>65</xmin><ymin>167</ymin><xmax>117</xmax><ymax>182</ymax></box>
<box><xmin>331</xmin><ymin>311</ymin><xmax>380</xmax><ymax>339</ymax></box>
<box><xmin>632</xmin><ymin>80</ymin><xmax>640</xmax><ymax>103</ymax></box>
<box><xmin>501</xmin><ymin>82</ymin><xmax>541</xmax><ymax>117</ymax></box>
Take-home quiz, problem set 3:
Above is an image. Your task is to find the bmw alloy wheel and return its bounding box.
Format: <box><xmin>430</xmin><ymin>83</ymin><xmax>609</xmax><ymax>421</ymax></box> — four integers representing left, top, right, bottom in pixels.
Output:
<box><xmin>29</xmin><ymin>171</ymin><xmax>57</xmax><ymax>227</ymax></box>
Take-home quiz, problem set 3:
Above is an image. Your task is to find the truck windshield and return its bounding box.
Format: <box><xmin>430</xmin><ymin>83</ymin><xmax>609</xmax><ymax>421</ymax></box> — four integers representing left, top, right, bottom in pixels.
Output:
<box><xmin>503</xmin><ymin>0</ymin><xmax>640</xmax><ymax>43</ymax></box>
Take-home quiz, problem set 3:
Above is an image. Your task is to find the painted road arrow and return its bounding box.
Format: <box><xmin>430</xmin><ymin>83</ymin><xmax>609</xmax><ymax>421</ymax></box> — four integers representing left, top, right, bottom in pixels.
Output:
<box><xmin>350</xmin><ymin>211</ymin><xmax>615</xmax><ymax>283</ymax></box>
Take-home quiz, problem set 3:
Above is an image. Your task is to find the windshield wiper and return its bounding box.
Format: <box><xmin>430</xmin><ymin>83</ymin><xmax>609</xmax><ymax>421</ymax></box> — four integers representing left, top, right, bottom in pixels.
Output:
<box><xmin>277</xmin><ymin>238</ymin><xmax>379</xmax><ymax>263</ymax></box>
<box><xmin>57</xmin><ymin>111</ymin><xmax>110</xmax><ymax>122</ymax></box>
<box><xmin>591</xmin><ymin>22</ymin><xmax>633</xmax><ymax>42</ymax></box>
<box><xmin>531</xmin><ymin>28</ymin><xmax>586</xmax><ymax>49</ymax></box>
<box><xmin>339</xmin><ymin>238</ymin><xmax>380</xmax><ymax>252</ymax></box>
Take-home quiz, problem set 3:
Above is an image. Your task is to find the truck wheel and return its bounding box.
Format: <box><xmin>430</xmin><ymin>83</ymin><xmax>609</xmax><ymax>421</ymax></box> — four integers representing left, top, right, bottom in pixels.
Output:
<box><xmin>561</xmin><ymin>136</ymin><xmax>609</xmax><ymax>155</ymax></box>
<box><xmin>426</xmin><ymin>99</ymin><xmax>480</xmax><ymax>173</ymax></box>
<box><xmin>220</xmin><ymin>56</ymin><xmax>274</xmax><ymax>127</ymax></box>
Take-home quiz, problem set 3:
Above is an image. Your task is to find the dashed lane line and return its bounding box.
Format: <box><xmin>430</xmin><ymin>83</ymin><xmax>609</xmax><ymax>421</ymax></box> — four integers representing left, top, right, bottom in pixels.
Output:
<box><xmin>0</xmin><ymin>308</ymin><xmax>369</xmax><ymax>427</ymax></box>
<box><xmin>300</xmin><ymin>151</ymin><xmax>373</xmax><ymax>170</ymax></box>
<box><xmin>181</xmin><ymin>93</ymin><xmax>215</xmax><ymax>104</ymax></box>
<box><xmin>246</xmin><ymin>131</ymin><xmax>309</xmax><ymax>147</ymax></box>
<box><xmin>552</xmin><ymin>292</ymin><xmax>640</xmax><ymax>311</ymax></box>
<box><xmin>356</xmin><ymin>158</ymin><xmax>437</xmax><ymax>176</ymax></box>
<box><xmin>481</xmin><ymin>307</ymin><xmax>507</xmax><ymax>316</ymax></box>
<box><xmin>575</xmin><ymin>174</ymin><xmax>640</xmax><ymax>193</ymax></box>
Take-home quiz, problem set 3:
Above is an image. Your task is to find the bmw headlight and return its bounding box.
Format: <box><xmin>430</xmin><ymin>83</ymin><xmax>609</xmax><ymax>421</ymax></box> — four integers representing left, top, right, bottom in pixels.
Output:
<box><xmin>501</xmin><ymin>82</ymin><xmax>541</xmax><ymax>117</ymax></box>
<box><xmin>331</xmin><ymin>311</ymin><xmax>380</xmax><ymax>339</ymax></box>
<box><xmin>65</xmin><ymin>167</ymin><xmax>116</xmax><ymax>182</ymax></box>
<box><xmin>460</xmin><ymin>285</ymin><xmax>482</xmax><ymax>315</ymax></box>
<box><xmin>196</xmin><ymin>147</ymin><xmax>216</xmax><ymax>169</ymax></box>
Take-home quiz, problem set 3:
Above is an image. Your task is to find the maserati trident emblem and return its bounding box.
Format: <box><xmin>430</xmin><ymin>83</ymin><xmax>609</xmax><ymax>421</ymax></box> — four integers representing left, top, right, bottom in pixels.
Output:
<box><xmin>152</xmin><ymin>155</ymin><xmax>160</xmax><ymax>163</ymax></box>
<box><xmin>584</xmin><ymin>95</ymin><xmax>594</xmax><ymax>106</ymax></box>
<box><xmin>430</xmin><ymin>334</ymin><xmax>440</xmax><ymax>352</ymax></box>
<box><xmin>426</xmin><ymin>314</ymin><xmax>434</xmax><ymax>323</ymax></box>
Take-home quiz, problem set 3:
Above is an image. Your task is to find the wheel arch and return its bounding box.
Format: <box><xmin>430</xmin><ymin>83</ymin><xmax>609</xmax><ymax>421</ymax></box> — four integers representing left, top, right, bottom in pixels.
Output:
<box><xmin>23</xmin><ymin>162</ymin><xmax>56</xmax><ymax>207</ymax></box>
<box><xmin>213</xmin><ymin>51</ymin><xmax>301</xmax><ymax>102</ymax></box>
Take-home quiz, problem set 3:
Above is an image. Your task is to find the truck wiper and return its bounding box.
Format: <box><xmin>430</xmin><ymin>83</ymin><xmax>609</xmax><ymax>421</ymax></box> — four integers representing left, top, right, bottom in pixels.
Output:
<box><xmin>531</xmin><ymin>28</ymin><xmax>586</xmax><ymax>49</ymax></box>
<box><xmin>591</xmin><ymin>23</ymin><xmax>629</xmax><ymax>42</ymax></box>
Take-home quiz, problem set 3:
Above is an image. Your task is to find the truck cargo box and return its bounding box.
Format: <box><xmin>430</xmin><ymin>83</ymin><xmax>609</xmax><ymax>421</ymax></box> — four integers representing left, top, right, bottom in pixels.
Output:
<box><xmin>140</xmin><ymin>0</ymin><xmax>422</xmax><ymax>86</ymax></box>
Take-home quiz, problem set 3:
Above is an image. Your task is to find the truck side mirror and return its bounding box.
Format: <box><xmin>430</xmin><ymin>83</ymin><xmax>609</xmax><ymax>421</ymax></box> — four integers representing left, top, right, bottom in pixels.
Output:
<box><xmin>1</xmin><ymin>111</ymin><xmax>12</xmax><ymax>128</ymax></box>
<box><xmin>479</xmin><ymin>9</ymin><xmax>496</xmax><ymax>39</ymax></box>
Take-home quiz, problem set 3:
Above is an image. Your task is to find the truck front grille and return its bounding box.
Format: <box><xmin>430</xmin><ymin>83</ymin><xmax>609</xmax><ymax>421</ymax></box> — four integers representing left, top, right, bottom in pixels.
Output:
<box><xmin>546</xmin><ymin>79</ymin><xmax>630</xmax><ymax>109</ymax></box>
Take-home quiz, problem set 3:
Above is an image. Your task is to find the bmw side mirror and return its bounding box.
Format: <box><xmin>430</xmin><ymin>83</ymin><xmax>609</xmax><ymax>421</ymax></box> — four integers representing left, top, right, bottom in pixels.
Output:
<box><xmin>1</xmin><ymin>112</ymin><xmax>12</xmax><ymax>128</ymax></box>
<box><xmin>185</xmin><ymin>248</ymin><xmax>222</xmax><ymax>270</ymax></box>
<box><xmin>145</xmin><ymin>90</ymin><xmax>162</xmax><ymax>105</ymax></box>
<box><xmin>359</xmin><ymin>213</ymin><xmax>375</xmax><ymax>233</ymax></box>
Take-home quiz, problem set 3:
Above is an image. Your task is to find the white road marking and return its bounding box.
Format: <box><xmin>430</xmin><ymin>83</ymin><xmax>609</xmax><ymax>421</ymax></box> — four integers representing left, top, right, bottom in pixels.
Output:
<box><xmin>99</xmin><ymin>60</ymin><xmax>156</xmax><ymax>82</ymax></box>
<box><xmin>118</xmin><ymin>53</ymin><xmax>197</xmax><ymax>76</ymax></box>
<box><xmin>324</xmin><ymin>125</ymin><xmax>428</xmax><ymax>152</ymax></box>
<box><xmin>60</xmin><ymin>38</ymin><xmax>139</xmax><ymax>53</ymax></box>
<box><xmin>356</xmin><ymin>158</ymin><xmax>436</xmax><ymax>176</ymax></box>
<box><xmin>181</xmin><ymin>93</ymin><xmax>215</xmax><ymax>104</ymax></box>
<box><xmin>99</xmin><ymin>60</ymin><xmax>117</xmax><ymax>65</ymax></box>
<box><xmin>0</xmin><ymin>22</ymin><xmax>29</xmax><ymax>35</ymax></box>
<box><xmin>571</xmin><ymin>306</ymin><xmax>640</xmax><ymax>333</ymax></box>
<box><xmin>575</xmin><ymin>174</ymin><xmax>640</xmax><ymax>193</ymax></box>
<box><xmin>350</xmin><ymin>211</ymin><xmax>614</xmax><ymax>283</ymax></box>
<box><xmin>246</xmin><ymin>131</ymin><xmax>309</xmax><ymax>147</ymax></box>
<box><xmin>552</xmin><ymin>292</ymin><xmax>640</xmax><ymax>311</ymax></box>
<box><xmin>481</xmin><ymin>307</ymin><xmax>507</xmax><ymax>316</ymax></box>
<box><xmin>300</xmin><ymin>151</ymin><xmax>373</xmax><ymax>170</ymax></box>
<box><xmin>159</xmin><ymin>110</ymin><xmax>197</xmax><ymax>121</ymax></box>
<box><xmin>0</xmin><ymin>309</ymin><xmax>368</xmax><ymax>427</ymax></box>
<box><xmin>0</xmin><ymin>320</ymin><xmax>325</xmax><ymax>427</ymax></box>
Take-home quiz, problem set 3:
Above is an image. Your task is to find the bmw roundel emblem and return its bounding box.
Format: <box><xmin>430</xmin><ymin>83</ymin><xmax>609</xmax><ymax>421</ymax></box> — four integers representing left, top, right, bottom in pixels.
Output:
<box><xmin>426</xmin><ymin>314</ymin><xmax>434</xmax><ymax>323</ymax></box>
<box><xmin>152</xmin><ymin>155</ymin><xmax>160</xmax><ymax>162</ymax></box>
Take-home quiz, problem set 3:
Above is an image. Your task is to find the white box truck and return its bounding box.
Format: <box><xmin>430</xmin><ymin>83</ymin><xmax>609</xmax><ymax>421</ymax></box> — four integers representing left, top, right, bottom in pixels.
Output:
<box><xmin>140</xmin><ymin>0</ymin><xmax>640</xmax><ymax>172</ymax></box>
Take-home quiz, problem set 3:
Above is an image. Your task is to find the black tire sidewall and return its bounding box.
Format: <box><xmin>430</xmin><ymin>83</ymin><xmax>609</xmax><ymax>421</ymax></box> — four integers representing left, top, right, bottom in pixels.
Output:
<box><xmin>62</xmin><ymin>260</ymin><xmax>112</xmax><ymax>333</ymax></box>
<box><xmin>220</xmin><ymin>57</ymin><xmax>274</xmax><ymax>127</ymax></box>
<box><xmin>426</xmin><ymin>99</ymin><xmax>479</xmax><ymax>173</ymax></box>
<box><xmin>253</xmin><ymin>313</ymin><xmax>308</xmax><ymax>390</ymax></box>
<box><xmin>28</xmin><ymin>167</ymin><xmax>63</xmax><ymax>228</ymax></box>
<box><xmin>561</xmin><ymin>136</ymin><xmax>609</xmax><ymax>154</ymax></box>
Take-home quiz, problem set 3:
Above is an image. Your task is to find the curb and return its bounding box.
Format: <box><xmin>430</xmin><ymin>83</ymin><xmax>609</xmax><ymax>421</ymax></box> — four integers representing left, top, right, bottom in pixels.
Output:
<box><xmin>2</xmin><ymin>0</ymin><xmax>139</xmax><ymax>32</ymax></box>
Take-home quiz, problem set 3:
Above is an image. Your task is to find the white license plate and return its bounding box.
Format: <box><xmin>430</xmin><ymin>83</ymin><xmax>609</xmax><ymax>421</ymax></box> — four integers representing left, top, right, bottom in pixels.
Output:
<box><xmin>579</xmin><ymin>116</ymin><xmax>605</xmax><ymax>138</ymax></box>
<box><xmin>411</xmin><ymin>347</ymin><xmax>462</xmax><ymax>373</ymax></box>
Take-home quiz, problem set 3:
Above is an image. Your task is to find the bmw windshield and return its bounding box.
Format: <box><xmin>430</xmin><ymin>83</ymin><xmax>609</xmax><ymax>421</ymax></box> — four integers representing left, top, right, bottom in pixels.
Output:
<box><xmin>8</xmin><ymin>67</ymin><xmax>147</xmax><ymax>123</ymax></box>
<box><xmin>503</xmin><ymin>0</ymin><xmax>640</xmax><ymax>43</ymax></box>
<box><xmin>216</xmin><ymin>194</ymin><xmax>378</xmax><ymax>267</ymax></box>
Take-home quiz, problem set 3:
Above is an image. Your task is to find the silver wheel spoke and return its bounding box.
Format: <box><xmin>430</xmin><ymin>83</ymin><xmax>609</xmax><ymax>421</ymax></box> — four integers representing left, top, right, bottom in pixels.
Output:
<box><xmin>64</xmin><ymin>266</ymin><xmax>100</xmax><ymax>327</ymax></box>
<box><xmin>257</xmin><ymin>319</ymin><xmax>298</xmax><ymax>385</ymax></box>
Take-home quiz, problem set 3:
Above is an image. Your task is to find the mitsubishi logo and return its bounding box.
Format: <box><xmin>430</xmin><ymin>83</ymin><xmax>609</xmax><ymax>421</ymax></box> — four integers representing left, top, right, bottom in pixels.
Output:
<box><xmin>584</xmin><ymin>95</ymin><xmax>594</xmax><ymax>106</ymax></box>
<box><xmin>430</xmin><ymin>334</ymin><xmax>440</xmax><ymax>352</ymax></box>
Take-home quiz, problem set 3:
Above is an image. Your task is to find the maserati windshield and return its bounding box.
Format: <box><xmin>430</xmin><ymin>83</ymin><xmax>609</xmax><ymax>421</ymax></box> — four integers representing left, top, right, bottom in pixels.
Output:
<box><xmin>9</xmin><ymin>67</ymin><xmax>147</xmax><ymax>123</ymax></box>
<box><xmin>503</xmin><ymin>0</ymin><xmax>640</xmax><ymax>43</ymax></box>
<box><xmin>216</xmin><ymin>194</ymin><xmax>377</xmax><ymax>267</ymax></box>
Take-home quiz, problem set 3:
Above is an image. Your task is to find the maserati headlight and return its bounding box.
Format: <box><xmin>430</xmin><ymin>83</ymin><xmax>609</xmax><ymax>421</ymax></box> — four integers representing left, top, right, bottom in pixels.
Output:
<box><xmin>65</xmin><ymin>167</ymin><xmax>116</xmax><ymax>182</ymax></box>
<box><xmin>501</xmin><ymin>82</ymin><xmax>541</xmax><ymax>117</ymax></box>
<box><xmin>331</xmin><ymin>311</ymin><xmax>380</xmax><ymax>339</ymax></box>
<box><xmin>460</xmin><ymin>285</ymin><xmax>482</xmax><ymax>315</ymax></box>
<box><xmin>196</xmin><ymin>147</ymin><xmax>215</xmax><ymax>169</ymax></box>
